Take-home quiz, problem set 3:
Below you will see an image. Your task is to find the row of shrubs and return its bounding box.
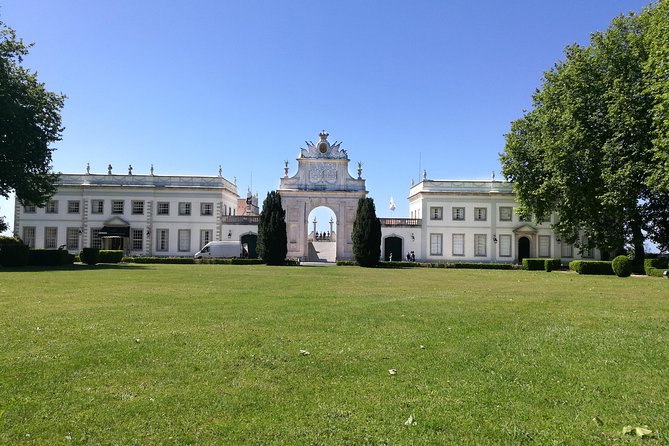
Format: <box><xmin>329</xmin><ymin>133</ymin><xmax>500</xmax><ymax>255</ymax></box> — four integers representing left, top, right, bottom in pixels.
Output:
<box><xmin>337</xmin><ymin>260</ymin><xmax>514</xmax><ymax>269</ymax></box>
<box><xmin>522</xmin><ymin>258</ymin><xmax>562</xmax><ymax>272</ymax></box>
<box><xmin>0</xmin><ymin>246</ymin><xmax>76</xmax><ymax>267</ymax></box>
<box><xmin>122</xmin><ymin>256</ymin><xmax>266</xmax><ymax>265</ymax></box>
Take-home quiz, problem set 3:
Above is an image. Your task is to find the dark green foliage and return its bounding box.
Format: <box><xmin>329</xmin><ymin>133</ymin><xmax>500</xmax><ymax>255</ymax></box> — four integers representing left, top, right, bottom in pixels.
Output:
<box><xmin>98</xmin><ymin>250</ymin><xmax>124</xmax><ymax>264</ymax></box>
<box><xmin>611</xmin><ymin>255</ymin><xmax>632</xmax><ymax>277</ymax></box>
<box><xmin>0</xmin><ymin>21</ymin><xmax>65</xmax><ymax>214</ymax></box>
<box><xmin>522</xmin><ymin>258</ymin><xmax>547</xmax><ymax>271</ymax></box>
<box><xmin>569</xmin><ymin>260</ymin><xmax>615</xmax><ymax>275</ymax></box>
<box><xmin>197</xmin><ymin>258</ymin><xmax>265</xmax><ymax>265</ymax></box>
<box><xmin>79</xmin><ymin>248</ymin><xmax>99</xmax><ymax>265</ymax></box>
<box><xmin>336</xmin><ymin>260</ymin><xmax>358</xmax><ymax>266</ymax></box>
<box><xmin>28</xmin><ymin>249</ymin><xmax>69</xmax><ymax>266</ymax></box>
<box><xmin>544</xmin><ymin>259</ymin><xmax>562</xmax><ymax>272</ymax></box>
<box><xmin>450</xmin><ymin>262</ymin><xmax>514</xmax><ymax>270</ymax></box>
<box><xmin>644</xmin><ymin>257</ymin><xmax>668</xmax><ymax>275</ymax></box>
<box><xmin>0</xmin><ymin>244</ymin><xmax>29</xmax><ymax>267</ymax></box>
<box><xmin>351</xmin><ymin>197</ymin><xmax>381</xmax><ymax>267</ymax></box>
<box><xmin>256</xmin><ymin>191</ymin><xmax>287</xmax><ymax>266</ymax></box>
<box><xmin>0</xmin><ymin>236</ymin><xmax>23</xmax><ymax>246</ymax></box>
<box><xmin>647</xmin><ymin>267</ymin><xmax>668</xmax><ymax>277</ymax></box>
<box><xmin>124</xmin><ymin>257</ymin><xmax>194</xmax><ymax>264</ymax></box>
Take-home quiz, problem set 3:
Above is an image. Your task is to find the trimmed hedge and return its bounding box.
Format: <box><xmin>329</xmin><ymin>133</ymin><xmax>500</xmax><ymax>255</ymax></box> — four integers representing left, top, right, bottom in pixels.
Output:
<box><xmin>612</xmin><ymin>255</ymin><xmax>632</xmax><ymax>277</ymax></box>
<box><xmin>0</xmin><ymin>244</ymin><xmax>30</xmax><ymax>267</ymax></box>
<box><xmin>569</xmin><ymin>260</ymin><xmax>614</xmax><ymax>275</ymax></box>
<box><xmin>0</xmin><ymin>236</ymin><xmax>24</xmax><ymax>246</ymax></box>
<box><xmin>450</xmin><ymin>262</ymin><xmax>513</xmax><ymax>270</ymax></box>
<box><xmin>644</xmin><ymin>257</ymin><xmax>668</xmax><ymax>275</ymax></box>
<box><xmin>647</xmin><ymin>267</ymin><xmax>668</xmax><ymax>278</ymax></box>
<box><xmin>522</xmin><ymin>258</ymin><xmax>547</xmax><ymax>271</ymax></box>
<box><xmin>544</xmin><ymin>258</ymin><xmax>561</xmax><ymax>272</ymax></box>
<box><xmin>28</xmin><ymin>249</ymin><xmax>70</xmax><ymax>266</ymax></box>
<box><xmin>336</xmin><ymin>260</ymin><xmax>358</xmax><ymax>266</ymax></box>
<box><xmin>125</xmin><ymin>257</ymin><xmax>195</xmax><ymax>264</ymax></box>
<box><xmin>80</xmin><ymin>248</ymin><xmax>100</xmax><ymax>265</ymax></box>
<box><xmin>99</xmin><ymin>250</ymin><xmax>124</xmax><ymax>264</ymax></box>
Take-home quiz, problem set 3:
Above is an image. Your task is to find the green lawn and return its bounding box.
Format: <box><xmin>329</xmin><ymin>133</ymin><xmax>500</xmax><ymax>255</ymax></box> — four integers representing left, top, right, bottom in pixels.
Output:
<box><xmin>1</xmin><ymin>265</ymin><xmax>667</xmax><ymax>445</ymax></box>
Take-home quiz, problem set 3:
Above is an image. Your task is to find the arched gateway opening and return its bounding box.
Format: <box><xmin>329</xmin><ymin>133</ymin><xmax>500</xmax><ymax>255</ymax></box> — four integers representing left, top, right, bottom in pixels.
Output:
<box><xmin>384</xmin><ymin>236</ymin><xmax>403</xmax><ymax>261</ymax></box>
<box><xmin>278</xmin><ymin>131</ymin><xmax>367</xmax><ymax>262</ymax></box>
<box><xmin>307</xmin><ymin>206</ymin><xmax>337</xmax><ymax>262</ymax></box>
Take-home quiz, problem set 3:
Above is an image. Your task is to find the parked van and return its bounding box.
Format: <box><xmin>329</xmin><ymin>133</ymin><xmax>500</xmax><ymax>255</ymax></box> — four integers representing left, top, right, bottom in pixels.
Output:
<box><xmin>194</xmin><ymin>241</ymin><xmax>242</xmax><ymax>259</ymax></box>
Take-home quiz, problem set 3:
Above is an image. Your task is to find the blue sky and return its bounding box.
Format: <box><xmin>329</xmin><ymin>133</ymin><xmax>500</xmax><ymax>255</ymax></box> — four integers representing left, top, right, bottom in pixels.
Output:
<box><xmin>0</xmin><ymin>0</ymin><xmax>651</xmax><ymax>235</ymax></box>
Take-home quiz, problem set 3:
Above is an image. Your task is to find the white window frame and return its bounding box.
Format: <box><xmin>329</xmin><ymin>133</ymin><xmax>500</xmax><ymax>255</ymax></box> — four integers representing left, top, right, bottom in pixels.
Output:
<box><xmin>200</xmin><ymin>229</ymin><xmax>213</xmax><ymax>248</ymax></box>
<box><xmin>430</xmin><ymin>207</ymin><xmax>443</xmax><ymax>220</ymax></box>
<box><xmin>560</xmin><ymin>242</ymin><xmax>573</xmax><ymax>258</ymax></box>
<box><xmin>90</xmin><ymin>228</ymin><xmax>102</xmax><ymax>249</ymax></box>
<box><xmin>452</xmin><ymin>233</ymin><xmax>465</xmax><ymax>256</ymax></box>
<box><xmin>452</xmin><ymin>207</ymin><xmax>465</xmax><ymax>221</ymax></box>
<box><xmin>178</xmin><ymin>202</ymin><xmax>191</xmax><ymax>216</ymax></box>
<box><xmin>499</xmin><ymin>206</ymin><xmax>512</xmax><ymax>222</ymax></box>
<box><xmin>474</xmin><ymin>234</ymin><xmax>486</xmax><ymax>257</ymax></box>
<box><xmin>45</xmin><ymin>227</ymin><xmax>57</xmax><ymax>249</ymax></box>
<box><xmin>178</xmin><ymin>229</ymin><xmax>191</xmax><ymax>252</ymax></box>
<box><xmin>67</xmin><ymin>200</ymin><xmax>80</xmax><ymax>214</ymax></box>
<box><xmin>499</xmin><ymin>234</ymin><xmax>512</xmax><ymax>257</ymax></box>
<box><xmin>23</xmin><ymin>204</ymin><xmax>36</xmax><ymax>213</ymax></box>
<box><xmin>91</xmin><ymin>200</ymin><xmax>104</xmax><ymax>214</ymax></box>
<box><xmin>131</xmin><ymin>229</ymin><xmax>143</xmax><ymax>251</ymax></box>
<box><xmin>23</xmin><ymin>226</ymin><xmax>36</xmax><ymax>248</ymax></box>
<box><xmin>200</xmin><ymin>202</ymin><xmax>214</xmax><ymax>216</ymax></box>
<box><xmin>46</xmin><ymin>200</ymin><xmax>58</xmax><ymax>214</ymax></box>
<box><xmin>156</xmin><ymin>229</ymin><xmax>169</xmax><ymax>251</ymax></box>
<box><xmin>430</xmin><ymin>233</ymin><xmax>443</xmax><ymax>256</ymax></box>
<box><xmin>66</xmin><ymin>227</ymin><xmax>80</xmax><ymax>250</ymax></box>
<box><xmin>474</xmin><ymin>207</ymin><xmax>487</xmax><ymax>221</ymax></box>
<box><xmin>539</xmin><ymin>235</ymin><xmax>551</xmax><ymax>257</ymax></box>
<box><xmin>157</xmin><ymin>202</ymin><xmax>170</xmax><ymax>215</ymax></box>
<box><xmin>132</xmin><ymin>200</ymin><xmax>144</xmax><ymax>215</ymax></box>
<box><xmin>111</xmin><ymin>200</ymin><xmax>124</xmax><ymax>214</ymax></box>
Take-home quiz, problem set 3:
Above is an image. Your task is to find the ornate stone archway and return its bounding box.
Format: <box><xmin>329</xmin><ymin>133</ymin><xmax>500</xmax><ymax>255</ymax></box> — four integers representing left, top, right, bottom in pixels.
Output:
<box><xmin>279</xmin><ymin>131</ymin><xmax>367</xmax><ymax>261</ymax></box>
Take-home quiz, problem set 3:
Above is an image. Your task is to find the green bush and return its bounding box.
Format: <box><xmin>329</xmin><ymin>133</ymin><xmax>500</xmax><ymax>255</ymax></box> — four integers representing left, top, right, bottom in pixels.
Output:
<box><xmin>125</xmin><ymin>257</ymin><xmax>195</xmax><ymax>264</ymax></box>
<box><xmin>647</xmin><ymin>267</ymin><xmax>668</xmax><ymax>277</ymax></box>
<box><xmin>544</xmin><ymin>258</ymin><xmax>561</xmax><ymax>272</ymax></box>
<box><xmin>0</xmin><ymin>236</ymin><xmax>23</xmax><ymax>246</ymax></box>
<box><xmin>450</xmin><ymin>262</ymin><xmax>514</xmax><ymax>270</ymax></box>
<box><xmin>80</xmin><ymin>248</ymin><xmax>100</xmax><ymax>265</ymax></box>
<box><xmin>522</xmin><ymin>258</ymin><xmax>547</xmax><ymax>270</ymax></box>
<box><xmin>569</xmin><ymin>260</ymin><xmax>614</xmax><ymax>275</ymax></box>
<box><xmin>644</xmin><ymin>257</ymin><xmax>668</xmax><ymax>275</ymax></box>
<box><xmin>611</xmin><ymin>255</ymin><xmax>632</xmax><ymax>277</ymax></box>
<box><xmin>28</xmin><ymin>249</ymin><xmax>70</xmax><ymax>266</ymax></box>
<box><xmin>379</xmin><ymin>261</ymin><xmax>421</xmax><ymax>268</ymax></box>
<box><xmin>0</xmin><ymin>244</ymin><xmax>30</xmax><ymax>267</ymax></box>
<box><xmin>336</xmin><ymin>260</ymin><xmax>358</xmax><ymax>266</ymax></box>
<box><xmin>98</xmin><ymin>250</ymin><xmax>124</xmax><ymax>263</ymax></box>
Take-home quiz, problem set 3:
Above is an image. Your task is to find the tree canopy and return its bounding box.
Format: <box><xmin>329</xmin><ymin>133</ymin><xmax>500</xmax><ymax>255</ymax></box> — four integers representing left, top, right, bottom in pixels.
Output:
<box><xmin>0</xmin><ymin>20</ymin><xmax>65</xmax><ymax>232</ymax></box>
<box><xmin>501</xmin><ymin>1</ymin><xmax>669</xmax><ymax>256</ymax></box>
<box><xmin>256</xmin><ymin>191</ymin><xmax>287</xmax><ymax>265</ymax></box>
<box><xmin>352</xmin><ymin>197</ymin><xmax>381</xmax><ymax>267</ymax></box>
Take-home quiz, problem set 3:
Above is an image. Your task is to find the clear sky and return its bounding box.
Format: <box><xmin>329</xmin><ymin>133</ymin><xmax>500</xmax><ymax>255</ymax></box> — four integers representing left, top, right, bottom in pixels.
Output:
<box><xmin>0</xmin><ymin>0</ymin><xmax>651</xmax><ymax>235</ymax></box>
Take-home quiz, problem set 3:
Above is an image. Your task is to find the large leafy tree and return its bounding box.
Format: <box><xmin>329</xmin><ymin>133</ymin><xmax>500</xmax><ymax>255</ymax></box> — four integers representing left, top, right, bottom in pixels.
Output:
<box><xmin>352</xmin><ymin>197</ymin><xmax>381</xmax><ymax>267</ymax></box>
<box><xmin>501</xmin><ymin>3</ymin><xmax>669</xmax><ymax>258</ymax></box>
<box><xmin>0</xmin><ymin>21</ymin><xmax>65</xmax><ymax>232</ymax></box>
<box><xmin>256</xmin><ymin>191</ymin><xmax>287</xmax><ymax>265</ymax></box>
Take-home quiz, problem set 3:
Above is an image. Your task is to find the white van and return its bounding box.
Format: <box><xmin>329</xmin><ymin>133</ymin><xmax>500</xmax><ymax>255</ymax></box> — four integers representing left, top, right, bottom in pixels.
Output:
<box><xmin>194</xmin><ymin>241</ymin><xmax>242</xmax><ymax>259</ymax></box>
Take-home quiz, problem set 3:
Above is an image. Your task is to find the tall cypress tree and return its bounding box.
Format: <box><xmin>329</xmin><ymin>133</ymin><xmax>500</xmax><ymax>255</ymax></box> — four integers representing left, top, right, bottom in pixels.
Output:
<box><xmin>257</xmin><ymin>191</ymin><xmax>287</xmax><ymax>265</ymax></box>
<box><xmin>352</xmin><ymin>197</ymin><xmax>381</xmax><ymax>267</ymax></box>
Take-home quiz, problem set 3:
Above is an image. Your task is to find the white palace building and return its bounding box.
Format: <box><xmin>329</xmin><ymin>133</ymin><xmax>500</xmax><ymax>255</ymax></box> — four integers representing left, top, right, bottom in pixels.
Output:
<box><xmin>13</xmin><ymin>131</ymin><xmax>599</xmax><ymax>263</ymax></box>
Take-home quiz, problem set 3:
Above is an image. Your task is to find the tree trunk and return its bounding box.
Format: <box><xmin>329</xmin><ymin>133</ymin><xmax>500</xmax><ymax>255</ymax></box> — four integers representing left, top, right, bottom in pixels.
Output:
<box><xmin>630</xmin><ymin>210</ymin><xmax>645</xmax><ymax>263</ymax></box>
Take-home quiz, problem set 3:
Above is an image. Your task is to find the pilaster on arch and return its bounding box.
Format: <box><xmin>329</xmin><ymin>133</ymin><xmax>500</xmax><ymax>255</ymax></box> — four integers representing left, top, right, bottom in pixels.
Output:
<box><xmin>278</xmin><ymin>131</ymin><xmax>368</xmax><ymax>261</ymax></box>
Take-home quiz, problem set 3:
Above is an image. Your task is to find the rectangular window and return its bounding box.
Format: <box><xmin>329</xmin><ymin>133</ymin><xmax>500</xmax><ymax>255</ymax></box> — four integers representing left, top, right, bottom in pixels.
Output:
<box><xmin>45</xmin><ymin>227</ymin><xmax>57</xmax><ymax>249</ymax></box>
<box><xmin>452</xmin><ymin>233</ymin><xmax>465</xmax><ymax>256</ymax></box>
<box><xmin>90</xmin><ymin>228</ymin><xmax>102</xmax><ymax>249</ymax></box>
<box><xmin>474</xmin><ymin>234</ymin><xmax>486</xmax><ymax>256</ymax></box>
<box><xmin>132</xmin><ymin>200</ymin><xmax>144</xmax><ymax>215</ymax></box>
<box><xmin>111</xmin><ymin>200</ymin><xmax>124</xmax><ymax>214</ymax></box>
<box><xmin>474</xmin><ymin>207</ymin><xmax>487</xmax><ymax>221</ymax></box>
<box><xmin>430</xmin><ymin>207</ymin><xmax>443</xmax><ymax>220</ymax></box>
<box><xmin>178</xmin><ymin>202</ymin><xmax>191</xmax><ymax>216</ymax></box>
<box><xmin>67</xmin><ymin>200</ymin><xmax>80</xmax><ymax>214</ymax></box>
<box><xmin>200</xmin><ymin>229</ymin><xmax>213</xmax><ymax>249</ymax></box>
<box><xmin>539</xmin><ymin>235</ymin><xmax>551</xmax><ymax>257</ymax></box>
<box><xmin>430</xmin><ymin>233</ymin><xmax>443</xmax><ymax>255</ymax></box>
<box><xmin>66</xmin><ymin>227</ymin><xmax>80</xmax><ymax>250</ymax></box>
<box><xmin>178</xmin><ymin>229</ymin><xmax>191</xmax><ymax>251</ymax></box>
<box><xmin>23</xmin><ymin>226</ymin><xmax>36</xmax><ymax>248</ymax></box>
<box><xmin>46</xmin><ymin>200</ymin><xmax>58</xmax><ymax>214</ymax></box>
<box><xmin>499</xmin><ymin>234</ymin><xmax>512</xmax><ymax>257</ymax></box>
<box><xmin>156</xmin><ymin>229</ymin><xmax>169</xmax><ymax>251</ymax></box>
<box><xmin>24</xmin><ymin>204</ymin><xmax>36</xmax><ymax>213</ymax></box>
<box><xmin>200</xmin><ymin>202</ymin><xmax>214</xmax><ymax>216</ymax></box>
<box><xmin>131</xmin><ymin>229</ymin><xmax>143</xmax><ymax>251</ymax></box>
<box><xmin>560</xmin><ymin>242</ymin><xmax>573</xmax><ymax>258</ymax></box>
<box><xmin>452</xmin><ymin>207</ymin><xmax>465</xmax><ymax>221</ymax></box>
<box><xmin>582</xmin><ymin>247</ymin><xmax>594</xmax><ymax>258</ymax></box>
<box><xmin>499</xmin><ymin>206</ymin><xmax>512</xmax><ymax>222</ymax></box>
<box><xmin>157</xmin><ymin>202</ymin><xmax>169</xmax><ymax>215</ymax></box>
<box><xmin>92</xmin><ymin>200</ymin><xmax>104</xmax><ymax>214</ymax></box>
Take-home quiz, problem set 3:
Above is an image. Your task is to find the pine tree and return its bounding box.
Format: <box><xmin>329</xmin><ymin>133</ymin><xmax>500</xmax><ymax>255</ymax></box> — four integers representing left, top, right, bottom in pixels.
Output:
<box><xmin>352</xmin><ymin>197</ymin><xmax>381</xmax><ymax>267</ymax></box>
<box><xmin>256</xmin><ymin>191</ymin><xmax>287</xmax><ymax>265</ymax></box>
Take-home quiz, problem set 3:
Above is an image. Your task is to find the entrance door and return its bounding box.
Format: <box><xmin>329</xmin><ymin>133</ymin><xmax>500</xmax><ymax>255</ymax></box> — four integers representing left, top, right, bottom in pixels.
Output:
<box><xmin>518</xmin><ymin>237</ymin><xmax>530</xmax><ymax>263</ymax></box>
<box><xmin>241</xmin><ymin>234</ymin><xmax>257</xmax><ymax>258</ymax></box>
<box><xmin>384</xmin><ymin>236</ymin><xmax>403</xmax><ymax>262</ymax></box>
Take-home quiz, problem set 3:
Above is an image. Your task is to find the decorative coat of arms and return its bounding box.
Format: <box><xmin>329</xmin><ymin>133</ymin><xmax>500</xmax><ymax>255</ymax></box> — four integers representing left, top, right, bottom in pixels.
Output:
<box><xmin>309</xmin><ymin>163</ymin><xmax>337</xmax><ymax>184</ymax></box>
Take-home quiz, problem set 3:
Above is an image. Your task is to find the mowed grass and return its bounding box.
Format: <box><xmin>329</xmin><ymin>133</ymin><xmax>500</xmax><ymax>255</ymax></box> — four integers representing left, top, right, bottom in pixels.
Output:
<box><xmin>1</xmin><ymin>265</ymin><xmax>668</xmax><ymax>445</ymax></box>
